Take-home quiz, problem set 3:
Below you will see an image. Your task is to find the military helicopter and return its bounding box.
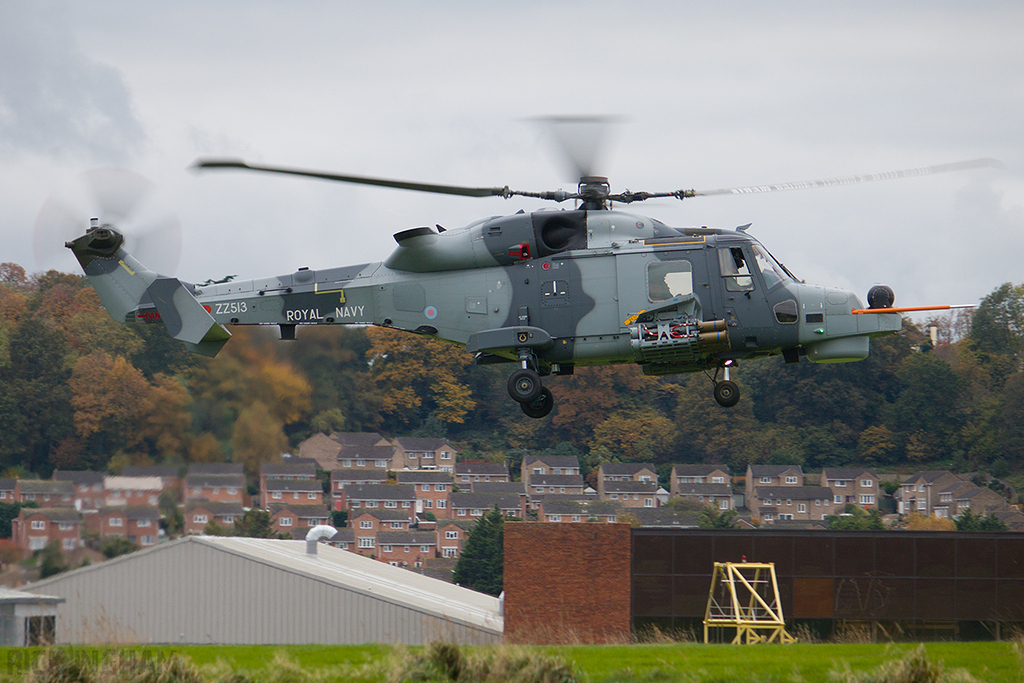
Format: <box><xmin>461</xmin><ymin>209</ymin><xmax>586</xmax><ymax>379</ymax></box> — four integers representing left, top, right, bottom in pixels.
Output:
<box><xmin>63</xmin><ymin>143</ymin><xmax>992</xmax><ymax>419</ymax></box>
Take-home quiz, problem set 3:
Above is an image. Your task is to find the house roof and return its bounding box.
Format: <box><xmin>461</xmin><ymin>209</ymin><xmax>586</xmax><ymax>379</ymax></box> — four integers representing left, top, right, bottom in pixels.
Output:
<box><xmin>602</xmin><ymin>481</ymin><xmax>658</xmax><ymax>494</ymax></box>
<box><xmin>346</xmin><ymin>484</ymin><xmax>416</xmax><ymax>501</ymax></box>
<box><xmin>352</xmin><ymin>509</ymin><xmax>413</xmax><ymax>522</ymax></box>
<box><xmin>822</xmin><ymin>468</ymin><xmax>877</xmax><ymax>480</ymax></box>
<box><xmin>23</xmin><ymin>508</ymin><xmax>81</xmax><ymax>522</ymax></box>
<box><xmin>185</xmin><ymin>501</ymin><xmax>244</xmax><ymax>515</ymax></box>
<box><xmin>0</xmin><ymin>479</ymin><xmax>14</xmax><ymax>491</ymax></box>
<box><xmin>378</xmin><ymin>531</ymin><xmax>436</xmax><ymax>545</ymax></box>
<box><xmin>261</xmin><ymin>463</ymin><xmax>317</xmax><ymax>477</ymax></box>
<box><xmin>104</xmin><ymin>475</ymin><xmax>163</xmax><ymax>491</ymax></box>
<box><xmin>18</xmin><ymin>480</ymin><xmax>74</xmax><ymax>495</ymax></box>
<box><xmin>329</xmin><ymin>528</ymin><xmax>355</xmax><ymax>543</ymax></box>
<box><xmin>185</xmin><ymin>474</ymin><xmax>245</xmax><ymax>488</ymax></box>
<box><xmin>469</xmin><ymin>482</ymin><xmax>524</xmax><ymax>494</ymax></box>
<box><xmin>330</xmin><ymin>432</ymin><xmax>389</xmax><ymax>448</ymax></box>
<box><xmin>674</xmin><ymin>483</ymin><xmax>733</xmax><ymax>496</ymax></box>
<box><xmin>600</xmin><ymin>463</ymin><xmax>656</xmax><ymax>475</ymax></box>
<box><xmin>450</xmin><ymin>493</ymin><xmax>520</xmax><ymax>510</ymax></box>
<box><xmin>454</xmin><ymin>462</ymin><xmax>509</xmax><ymax>476</ymax></box>
<box><xmin>671</xmin><ymin>464</ymin><xmax>731</xmax><ymax>476</ymax></box>
<box><xmin>631</xmin><ymin>509</ymin><xmax>700</xmax><ymax>528</ymax></box>
<box><xmin>100</xmin><ymin>505</ymin><xmax>161</xmax><ymax>520</ymax></box>
<box><xmin>337</xmin><ymin>444</ymin><xmax>396</xmax><ymax>461</ymax></box>
<box><xmin>53</xmin><ymin>470</ymin><xmax>105</xmax><ymax>486</ymax></box>
<box><xmin>437</xmin><ymin>519</ymin><xmax>477</xmax><ymax>531</ymax></box>
<box><xmin>528</xmin><ymin>475</ymin><xmax>584</xmax><ymax>487</ymax></box>
<box><xmin>542</xmin><ymin>499</ymin><xmax>622</xmax><ymax>516</ymax></box>
<box><xmin>268</xmin><ymin>504</ymin><xmax>330</xmax><ymax>519</ymax></box>
<box><xmin>755</xmin><ymin>486</ymin><xmax>833</xmax><ymax>500</ymax></box>
<box><xmin>523</xmin><ymin>455</ymin><xmax>580</xmax><ymax>469</ymax></box>
<box><xmin>397</xmin><ymin>471</ymin><xmax>454</xmax><ymax>484</ymax></box>
<box><xmin>331</xmin><ymin>469</ymin><xmax>388</xmax><ymax>483</ymax></box>
<box><xmin>903</xmin><ymin>470</ymin><xmax>961</xmax><ymax>485</ymax></box>
<box><xmin>748</xmin><ymin>465</ymin><xmax>803</xmax><ymax>477</ymax></box>
<box><xmin>394</xmin><ymin>437</ymin><xmax>452</xmax><ymax>452</ymax></box>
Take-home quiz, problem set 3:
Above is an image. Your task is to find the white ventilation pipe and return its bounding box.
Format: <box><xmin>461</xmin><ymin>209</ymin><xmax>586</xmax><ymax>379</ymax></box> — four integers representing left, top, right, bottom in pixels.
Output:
<box><xmin>305</xmin><ymin>524</ymin><xmax>338</xmax><ymax>555</ymax></box>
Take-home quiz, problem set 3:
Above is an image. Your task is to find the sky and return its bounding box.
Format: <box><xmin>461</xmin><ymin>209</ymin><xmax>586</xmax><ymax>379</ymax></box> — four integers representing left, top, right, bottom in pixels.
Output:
<box><xmin>2</xmin><ymin>1</ymin><xmax>1022</xmax><ymax>322</ymax></box>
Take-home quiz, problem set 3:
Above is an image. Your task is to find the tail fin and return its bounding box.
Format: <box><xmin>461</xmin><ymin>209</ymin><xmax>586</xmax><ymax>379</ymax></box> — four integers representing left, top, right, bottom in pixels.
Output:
<box><xmin>66</xmin><ymin>226</ymin><xmax>231</xmax><ymax>357</ymax></box>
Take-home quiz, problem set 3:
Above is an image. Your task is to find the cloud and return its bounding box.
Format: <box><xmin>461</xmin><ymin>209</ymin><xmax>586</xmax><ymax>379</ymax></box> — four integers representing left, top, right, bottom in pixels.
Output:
<box><xmin>0</xmin><ymin>3</ymin><xmax>144</xmax><ymax>163</ymax></box>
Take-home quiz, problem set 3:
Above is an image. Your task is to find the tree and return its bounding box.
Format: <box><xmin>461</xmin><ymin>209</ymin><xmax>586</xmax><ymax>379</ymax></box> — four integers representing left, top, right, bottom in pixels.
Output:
<box><xmin>232</xmin><ymin>401</ymin><xmax>288</xmax><ymax>479</ymax></box>
<box><xmin>0</xmin><ymin>502</ymin><xmax>24</xmax><ymax>538</ymax></box>
<box><xmin>452</xmin><ymin>506</ymin><xmax>505</xmax><ymax>596</ymax></box>
<box><xmin>100</xmin><ymin>537</ymin><xmax>138</xmax><ymax>558</ymax></box>
<box><xmin>38</xmin><ymin>540</ymin><xmax>68</xmax><ymax>579</ymax></box>
<box><xmin>904</xmin><ymin>513</ymin><xmax>956</xmax><ymax>531</ymax></box>
<box><xmin>825</xmin><ymin>507</ymin><xmax>885</xmax><ymax>530</ymax></box>
<box><xmin>955</xmin><ymin>510</ymin><xmax>1009</xmax><ymax>532</ymax></box>
<box><xmin>234</xmin><ymin>508</ymin><xmax>274</xmax><ymax>538</ymax></box>
<box><xmin>697</xmin><ymin>506</ymin><xmax>738</xmax><ymax>529</ymax></box>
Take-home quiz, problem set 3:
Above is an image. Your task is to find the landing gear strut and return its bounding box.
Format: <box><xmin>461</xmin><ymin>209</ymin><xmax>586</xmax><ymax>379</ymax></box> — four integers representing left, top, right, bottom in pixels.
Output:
<box><xmin>507</xmin><ymin>353</ymin><xmax>554</xmax><ymax>418</ymax></box>
<box><xmin>712</xmin><ymin>363</ymin><xmax>740</xmax><ymax>408</ymax></box>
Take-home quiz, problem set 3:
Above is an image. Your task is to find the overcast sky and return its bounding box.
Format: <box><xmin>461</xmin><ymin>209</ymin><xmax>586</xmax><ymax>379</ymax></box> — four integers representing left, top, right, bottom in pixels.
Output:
<box><xmin>2</xmin><ymin>1</ymin><xmax>1021</xmax><ymax>320</ymax></box>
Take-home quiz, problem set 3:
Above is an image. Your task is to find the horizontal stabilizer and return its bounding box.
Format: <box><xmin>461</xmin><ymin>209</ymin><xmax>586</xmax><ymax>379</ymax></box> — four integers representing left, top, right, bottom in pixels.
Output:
<box><xmin>148</xmin><ymin>277</ymin><xmax>231</xmax><ymax>351</ymax></box>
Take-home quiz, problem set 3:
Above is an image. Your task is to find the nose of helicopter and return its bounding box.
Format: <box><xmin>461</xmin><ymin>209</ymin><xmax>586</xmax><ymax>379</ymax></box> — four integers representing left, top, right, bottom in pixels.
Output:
<box><xmin>793</xmin><ymin>283</ymin><xmax>901</xmax><ymax>363</ymax></box>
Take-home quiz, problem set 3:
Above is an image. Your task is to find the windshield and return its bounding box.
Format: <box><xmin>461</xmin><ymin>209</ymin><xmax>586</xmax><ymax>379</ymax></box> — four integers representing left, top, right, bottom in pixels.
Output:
<box><xmin>750</xmin><ymin>242</ymin><xmax>795</xmax><ymax>288</ymax></box>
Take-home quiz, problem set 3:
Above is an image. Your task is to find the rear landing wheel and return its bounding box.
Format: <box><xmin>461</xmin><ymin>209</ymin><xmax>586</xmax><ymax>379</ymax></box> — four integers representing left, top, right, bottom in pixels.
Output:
<box><xmin>521</xmin><ymin>387</ymin><xmax>554</xmax><ymax>418</ymax></box>
<box><xmin>508</xmin><ymin>368</ymin><xmax>542</xmax><ymax>403</ymax></box>
<box><xmin>714</xmin><ymin>380</ymin><xmax>740</xmax><ymax>408</ymax></box>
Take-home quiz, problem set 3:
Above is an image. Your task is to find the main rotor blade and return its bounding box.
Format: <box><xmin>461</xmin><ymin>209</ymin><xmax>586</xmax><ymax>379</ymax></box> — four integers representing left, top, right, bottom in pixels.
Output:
<box><xmin>683</xmin><ymin>158</ymin><xmax>1003</xmax><ymax>199</ymax></box>
<box><xmin>193</xmin><ymin>159</ymin><xmax>515</xmax><ymax>199</ymax></box>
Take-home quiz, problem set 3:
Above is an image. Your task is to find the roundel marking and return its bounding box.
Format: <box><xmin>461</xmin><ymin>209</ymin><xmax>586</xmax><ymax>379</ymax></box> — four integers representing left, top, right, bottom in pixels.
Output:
<box><xmin>636</xmin><ymin>221</ymin><xmax>644</xmax><ymax>229</ymax></box>
<box><xmin>424</xmin><ymin>306</ymin><xmax>438</xmax><ymax>319</ymax></box>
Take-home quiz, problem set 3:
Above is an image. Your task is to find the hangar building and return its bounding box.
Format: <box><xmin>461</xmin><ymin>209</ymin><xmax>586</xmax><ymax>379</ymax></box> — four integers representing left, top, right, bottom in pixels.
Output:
<box><xmin>26</xmin><ymin>536</ymin><xmax>502</xmax><ymax>645</ymax></box>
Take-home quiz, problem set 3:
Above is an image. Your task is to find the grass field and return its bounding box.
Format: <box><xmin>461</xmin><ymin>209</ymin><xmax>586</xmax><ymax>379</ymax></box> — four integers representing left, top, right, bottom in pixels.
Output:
<box><xmin>3</xmin><ymin>641</ymin><xmax>1021</xmax><ymax>683</ymax></box>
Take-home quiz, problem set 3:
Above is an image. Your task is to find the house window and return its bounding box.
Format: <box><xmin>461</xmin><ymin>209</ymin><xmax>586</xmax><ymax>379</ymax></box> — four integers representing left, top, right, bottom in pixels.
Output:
<box><xmin>421</xmin><ymin>484</ymin><xmax>430</xmax><ymax>492</ymax></box>
<box><xmin>644</xmin><ymin>498</ymin><xmax>654</xmax><ymax>508</ymax></box>
<box><xmin>193</xmin><ymin>515</ymin><xmax>208</xmax><ymax>524</ymax></box>
<box><xmin>534</xmin><ymin>487</ymin><xmax>544</xmax><ymax>494</ymax></box>
<box><xmin>461</xmin><ymin>476</ymin><xmax>470</xmax><ymax>482</ymax></box>
<box><xmin>836</xmin><ymin>480</ymin><xmax>847</xmax><ymax>487</ymax></box>
<box><xmin>272</xmin><ymin>492</ymin><xmax>282</xmax><ymax>499</ymax></box>
<box><xmin>437</xmin><ymin>500</ymin><xmax>447</xmax><ymax>509</ymax></box>
<box><xmin>917</xmin><ymin>499</ymin><xmax>927</xmax><ymax>510</ymax></box>
<box><xmin>384</xmin><ymin>501</ymin><xmax>398</xmax><ymax>508</ymax></box>
<box><xmin>861</xmin><ymin>479</ymin><xmax>873</xmax><ymax>488</ymax></box>
<box><xmin>382</xmin><ymin>545</ymin><xmax>393</xmax><ymax>553</ymax></box>
<box><xmin>109</xmin><ymin>517</ymin><xmax>123</xmax><ymax>527</ymax></box>
<box><xmin>24</xmin><ymin>494</ymin><xmax>35</xmax><ymax>500</ymax></box>
<box><xmin>712</xmin><ymin>477</ymin><xmax>725</xmax><ymax>484</ymax></box>
<box><xmin>227</xmin><ymin>488</ymin><xmax>237</xmax><ymax>495</ymax></box>
<box><xmin>402</xmin><ymin>502</ymin><xmax>411</xmax><ymax>508</ymax></box>
<box><xmin>391</xmin><ymin>522</ymin><xmax>403</xmax><ymax>529</ymax></box>
<box><xmin>424</xmin><ymin>500</ymin><xmax>433</xmax><ymax>509</ymax></box>
<box><xmin>834</xmin><ymin>496</ymin><xmax>842</xmax><ymax>504</ymax></box>
<box><xmin>719</xmin><ymin>500</ymin><xmax>729</xmax><ymax>510</ymax></box>
<box><xmin>307</xmin><ymin>492</ymin><xmax>317</xmax><ymax>500</ymax></box>
<box><xmin>223</xmin><ymin>516</ymin><xmax>235</xmax><ymax>524</ymax></box>
<box><xmin>471</xmin><ymin>509</ymin><xmax>483</xmax><ymax>516</ymax></box>
<box><xmin>141</xmin><ymin>536</ymin><xmax>156</xmax><ymax>546</ymax></box>
<box><xmin>815</xmin><ymin>499</ymin><xmax>821</xmax><ymax>506</ymax></box>
<box><xmin>445</xmin><ymin>530</ymin><xmax>459</xmax><ymax>539</ymax></box>
<box><xmin>798</xmin><ymin>503</ymin><xmax>806</xmax><ymax>513</ymax></box>
<box><xmin>610</xmin><ymin>494</ymin><xmax>619</xmax><ymax>500</ymax></box>
<box><xmin>860</xmin><ymin>494</ymin><xmax>875</xmax><ymax>505</ymax></box>
<box><xmin>280</xmin><ymin>517</ymin><xmax>293</xmax><ymax>526</ymax></box>
<box><xmin>357</xmin><ymin>460</ymin><xmax>365</xmax><ymax>467</ymax></box>
<box><xmin>342</xmin><ymin>460</ymin><xmax>352</xmax><ymax>467</ymax></box>
<box><xmin>441</xmin><ymin>451</ymin><xmax>451</xmax><ymax>460</ymax></box>
<box><xmin>759</xmin><ymin>476</ymin><xmax>771</xmax><ymax>484</ymax></box>
<box><xmin>376</xmin><ymin>460</ymin><xmax>388</xmax><ymax>467</ymax></box>
<box><xmin>786</xmin><ymin>499</ymin><xmax>792</xmax><ymax>506</ymax></box>
<box><xmin>435</xmin><ymin>484</ymin><xmax>446</xmax><ymax>491</ymax></box>
<box><xmin>608</xmin><ymin>516</ymin><xmax>617</xmax><ymax>523</ymax></box>
<box><xmin>137</xmin><ymin>519</ymin><xmax>151</xmax><ymax>527</ymax></box>
<box><xmin>763</xmin><ymin>513</ymin><xmax>773</xmax><ymax>521</ymax></box>
<box><xmin>572</xmin><ymin>515</ymin><xmax>581</xmax><ymax>522</ymax></box>
<box><xmin>358</xmin><ymin>537</ymin><xmax>375</xmax><ymax>548</ymax></box>
<box><xmin>360</xmin><ymin>520</ymin><xmax>373</xmax><ymax>529</ymax></box>
<box><xmin>293</xmin><ymin>492</ymin><xmax>300</xmax><ymax>500</ymax></box>
<box><xmin>443</xmin><ymin>547</ymin><xmax>458</xmax><ymax>558</ymax></box>
<box><xmin>785</xmin><ymin>476</ymin><xmax>798</xmax><ymax>484</ymax></box>
<box><xmin>457</xmin><ymin>509</ymin><xmax>466</xmax><ymax>517</ymax></box>
<box><xmin>549</xmin><ymin>515</ymin><xmax>561</xmax><ymax>522</ymax></box>
<box><xmin>420</xmin><ymin>545</ymin><xmax>431</xmax><ymax>552</ymax></box>
<box><xmin>62</xmin><ymin>538</ymin><xmax>76</xmax><ymax>550</ymax></box>
<box><xmin>533</xmin><ymin>468</ymin><xmax>543</xmax><ymax>475</ymax></box>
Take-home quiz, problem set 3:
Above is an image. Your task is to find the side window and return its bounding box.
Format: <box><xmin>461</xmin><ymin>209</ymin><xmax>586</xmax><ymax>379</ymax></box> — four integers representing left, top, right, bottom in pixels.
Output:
<box><xmin>718</xmin><ymin>247</ymin><xmax>754</xmax><ymax>292</ymax></box>
<box><xmin>647</xmin><ymin>260</ymin><xmax>693</xmax><ymax>302</ymax></box>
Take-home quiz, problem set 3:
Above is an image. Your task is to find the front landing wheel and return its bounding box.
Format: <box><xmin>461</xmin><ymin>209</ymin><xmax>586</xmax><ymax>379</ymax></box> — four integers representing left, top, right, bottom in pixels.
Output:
<box><xmin>714</xmin><ymin>380</ymin><xmax>740</xmax><ymax>408</ymax></box>
<box><xmin>521</xmin><ymin>387</ymin><xmax>554</xmax><ymax>418</ymax></box>
<box><xmin>508</xmin><ymin>368</ymin><xmax>543</xmax><ymax>403</ymax></box>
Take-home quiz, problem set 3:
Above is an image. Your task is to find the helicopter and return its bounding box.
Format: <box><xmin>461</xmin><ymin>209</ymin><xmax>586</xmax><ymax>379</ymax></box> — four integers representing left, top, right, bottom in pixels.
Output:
<box><xmin>63</xmin><ymin>151</ymin><xmax>992</xmax><ymax>419</ymax></box>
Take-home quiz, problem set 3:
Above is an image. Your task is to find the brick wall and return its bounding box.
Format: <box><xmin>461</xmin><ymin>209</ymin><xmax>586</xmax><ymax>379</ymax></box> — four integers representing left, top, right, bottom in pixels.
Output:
<box><xmin>504</xmin><ymin>522</ymin><xmax>631</xmax><ymax>644</ymax></box>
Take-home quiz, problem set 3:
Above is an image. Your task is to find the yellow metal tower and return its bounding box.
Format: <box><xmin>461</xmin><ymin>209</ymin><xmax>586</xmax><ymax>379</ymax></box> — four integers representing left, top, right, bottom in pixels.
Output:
<box><xmin>703</xmin><ymin>561</ymin><xmax>796</xmax><ymax>644</ymax></box>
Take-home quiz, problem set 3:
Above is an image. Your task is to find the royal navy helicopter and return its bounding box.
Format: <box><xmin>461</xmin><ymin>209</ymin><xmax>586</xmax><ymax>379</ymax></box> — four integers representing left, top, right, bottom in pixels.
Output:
<box><xmin>62</xmin><ymin>145</ymin><xmax>992</xmax><ymax>419</ymax></box>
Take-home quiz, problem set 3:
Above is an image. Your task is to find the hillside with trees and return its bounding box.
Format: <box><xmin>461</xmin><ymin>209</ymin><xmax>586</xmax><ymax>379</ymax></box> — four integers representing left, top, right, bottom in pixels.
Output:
<box><xmin>2</xmin><ymin>261</ymin><xmax>1023</xmax><ymax>496</ymax></box>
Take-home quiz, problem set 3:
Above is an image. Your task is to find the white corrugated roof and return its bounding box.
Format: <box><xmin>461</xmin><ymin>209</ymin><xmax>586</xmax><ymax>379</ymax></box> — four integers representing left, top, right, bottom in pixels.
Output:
<box><xmin>195</xmin><ymin>537</ymin><xmax>502</xmax><ymax>633</ymax></box>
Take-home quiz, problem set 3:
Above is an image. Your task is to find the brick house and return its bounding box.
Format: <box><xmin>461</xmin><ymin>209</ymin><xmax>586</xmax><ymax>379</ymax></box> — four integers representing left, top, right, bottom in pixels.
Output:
<box><xmin>262</xmin><ymin>478</ymin><xmax>324</xmax><ymax>507</ymax></box>
<box><xmin>0</xmin><ymin>479</ymin><xmax>14</xmax><ymax>503</ymax></box>
<box><xmin>184</xmin><ymin>501</ymin><xmax>244</xmax><ymax>535</ymax></box>
<box><xmin>103</xmin><ymin>475</ymin><xmax>163</xmax><ymax>508</ymax></box>
<box><xmin>669</xmin><ymin>465</ymin><xmax>731</xmax><ymax>494</ymax></box>
<box><xmin>14</xmin><ymin>480</ymin><xmax>74</xmax><ymax>507</ymax></box>
<box><xmin>184</xmin><ymin>464</ymin><xmax>245</xmax><ymax>505</ymax></box>
<box><xmin>329</xmin><ymin>469</ymin><xmax>387</xmax><ymax>511</ymax></box>
<box><xmin>298</xmin><ymin>431</ymin><xmax>391</xmax><ymax>471</ymax></box>
<box><xmin>469</xmin><ymin>482</ymin><xmax>524</xmax><ymax>495</ymax></box>
<box><xmin>52</xmin><ymin>471</ymin><xmax>105</xmax><ymax>511</ymax></box>
<box><xmin>899</xmin><ymin>471</ymin><xmax>966</xmax><ymax>516</ymax></box>
<box><xmin>436</xmin><ymin>519</ymin><xmax>475</xmax><ymax>559</ymax></box>
<box><xmin>754</xmin><ymin>485</ymin><xmax>835</xmax><ymax>523</ymax></box>
<box><xmin>599</xmin><ymin>481</ymin><xmax>659</xmax><ymax>508</ymax></box>
<box><xmin>259</xmin><ymin>462</ymin><xmax>316</xmax><ymax>498</ymax></box>
<box><xmin>268</xmin><ymin>504</ymin><xmax>330</xmax><ymax>535</ymax></box>
<box><xmin>327</xmin><ymin>528</ymin><xmax>355</xmax><ymax>550</ymax></box>
<box><xmin>521</xmin><ymin>456</ymin><xmax>581</xmax><ymax>486</ymax></box>
<box><xmin>345</xmin><ymin>484</ymin><xmax>417</xmax><ymax>517</ymax></box>
<box><xmin>821</xmin><ymin>468</ymin><xmax>879</xmax><ymax>508</ymax></box>
<box><xmin>396</xmin><ymin>471</ymin><xmax>453</xmax><ymax>518</ymax></box>
<box><xmin>98</xmin><ymin>506</ymin><xmax>160</xmax><ymax>547</ymax></box>
<box><xmin>745</xmin><ymin>465</ymin><xmax>804</xmax><ymax>508</ymax></box>
<box><xmin>12</xmin><ymin>508</ymin><xmax>82</xmax><ymax>552</ymax></box>
<box><xmin>391</xmin><ymin>438</ymin><xmax>457</xmax><ymax>472</ymax></box>
<box><xmin>451</xmin><ymin>493</ymin><xmax>520</xmax><ymax>519</ymax></box>
<box><xmin>526</xmin><ymin>475</ymin><xmax>585</xmax><ymax>496</ymax></box>
<box><xmin>538</xmin><ymin>498</ymin><xmax>623</xmax><ymax>523</ymax></box>
<box><xmin>336</xmin><ymin>444</ymin><xmax>396</xmax><ymax>470</ymax></box>
<box><xmin>378</xmin><ymin>531</ymin><xmax>436</xmax><ymax>567</ymax></box>
<box><xmin>597</xmin><ymin>463</ymin><xmax>657</xmax><ymax>492</ymax></box>
<box><xmin>120</xmin><ymin>465</ymin><xmax>181</xmax><ymax>488</ymax></box>
<box><xmin>952</xmin><ymin>486</ymin><xmax>1008</xmax><ymax>517</ymax></box>
<box><xmin>672</xmin><ymin>483</ymin><xmax>734</xmax><ymax>511</ymax></box>
<box><xmin>455</xmin><ymin>462</ymin><xmax>510</xmax><ymax>484</ymax></box>
<box><xmin>348</xmin><ymin>508</ymin><xmax>411</xmax><ymax>556</ymax></box>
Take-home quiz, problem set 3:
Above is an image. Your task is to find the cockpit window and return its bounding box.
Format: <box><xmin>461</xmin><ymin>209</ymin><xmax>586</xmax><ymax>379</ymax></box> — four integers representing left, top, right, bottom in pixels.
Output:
<box><xmin>647</xmin><ymin>260</ymin><xmax>693</xmax><ymax>301</ymax></box>
<box><xmin>751</xmin><ymin>243</ymin><xmax>791</xmax><ymax>289</ymax></box>
<box><xmin>719</xmin><ymin>247</ymin><xmax>754</xmax><ymax>292</ymax></box>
